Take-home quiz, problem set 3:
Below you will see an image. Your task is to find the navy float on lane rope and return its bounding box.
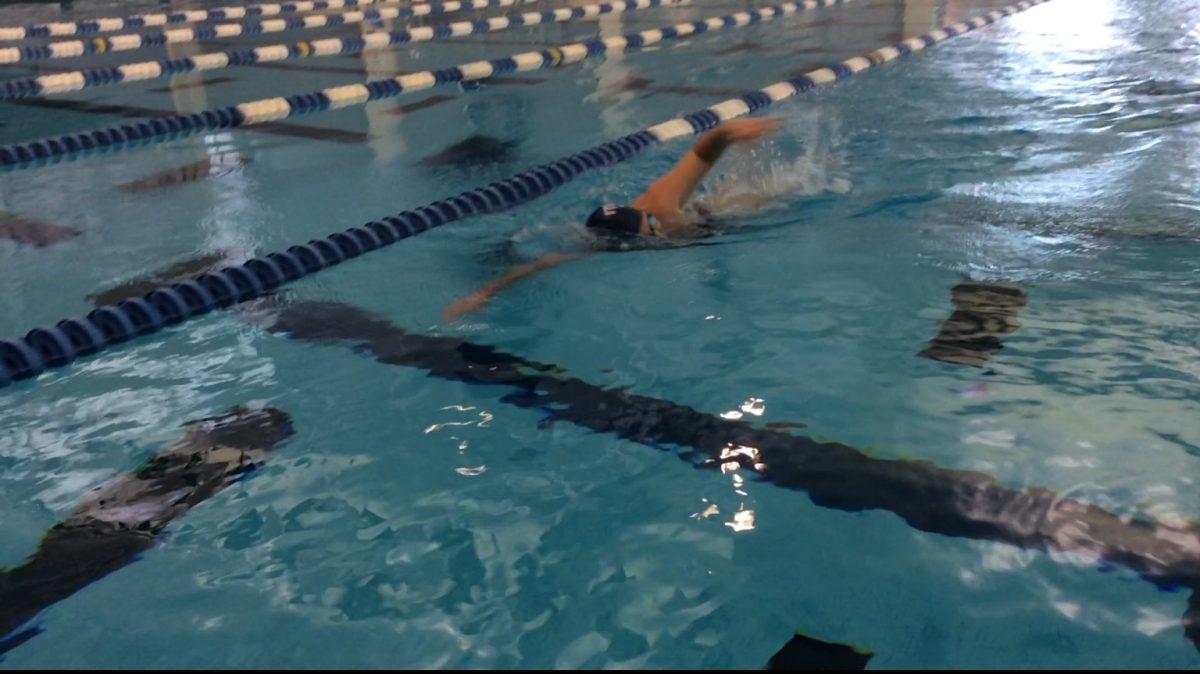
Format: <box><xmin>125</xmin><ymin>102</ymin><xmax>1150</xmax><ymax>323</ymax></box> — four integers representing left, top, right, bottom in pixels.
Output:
<box><xmin>0</xmin><ymin>0</ymin><xmax>418</xmax><ymax>41</ymax></box>
<box><xmin>0</xmin><ymin>0</ymin><xmax>823</xmax><ymax>167</ymax></box>
<box><xmin>0</xmin><ymin>0</ymin><xmax>1054</xmax><ymax>390</ymax></box>
<box><xmin>0</xmin><ymin>0</ymin><xmax>532</xmax><ymax>65</ymax></box>
<box><xmin>0</xmin><ymin>0</ymin><xmax>685</xmax><ymax>101</ymax></box>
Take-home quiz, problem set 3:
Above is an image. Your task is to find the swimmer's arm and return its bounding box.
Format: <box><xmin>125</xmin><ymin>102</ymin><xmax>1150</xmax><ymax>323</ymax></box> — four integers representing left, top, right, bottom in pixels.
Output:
<box><xmin>695</xmin><ymin>189</ymin><xmax>777</xmax><ymax>216</ymax></box>
<box><xmin>632</xmin><ymin>118</ymin><xmax>782</xmax><ymax>229</ymax></box>
<box><xmin>443</xmin><ymin>253</ymin><xmax>588</xmax><ymax>323</ymax></box>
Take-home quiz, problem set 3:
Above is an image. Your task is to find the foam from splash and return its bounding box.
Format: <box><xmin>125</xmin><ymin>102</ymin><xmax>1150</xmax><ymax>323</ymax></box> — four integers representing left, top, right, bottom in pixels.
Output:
<box><xmin>693</xmin><ymin>111</ymin><xmax>852</xmax><ymax>219</ymax></box>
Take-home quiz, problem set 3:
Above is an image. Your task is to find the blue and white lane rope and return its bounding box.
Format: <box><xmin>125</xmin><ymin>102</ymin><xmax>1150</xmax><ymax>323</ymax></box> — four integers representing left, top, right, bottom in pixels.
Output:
<box><xmin>0</xmin><ymin>0</ymin><xmax>686</xmax><ymax>101</ymax></box>
<box><xmin>0</xmin><ymin>0</ymin><xmax>432</xmax><ymax>41</ymax></box>
<box><xmin>1</xmin><ymin>0</ymin><xmax>835</xmax><ymax>167</ymax></box>
<box><xmin>0</xmin><ymin>0</ymin><xmax>412</xmax><ymax>42</ymax></box>
<box><xmin>0</xmin><ymin>0</ymin><xmax>1053</xmax><ymax>390</ymax></box>
<box><xmin>0</xmin><ymin>0</ymin><xmax>529</xmax><ymax>64</ymax></box>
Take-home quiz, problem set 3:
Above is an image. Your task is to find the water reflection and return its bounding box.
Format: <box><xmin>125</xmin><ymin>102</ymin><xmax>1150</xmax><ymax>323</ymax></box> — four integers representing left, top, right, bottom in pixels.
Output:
<box><xmin>424</xmin><ymin>404</ymin><xmax>495</xmax><ymax>476</ymax></box>
<box><xmin>257</xmin><ymin>298</ymin><xmax>1200</xmax><ymax>653</ymax></box>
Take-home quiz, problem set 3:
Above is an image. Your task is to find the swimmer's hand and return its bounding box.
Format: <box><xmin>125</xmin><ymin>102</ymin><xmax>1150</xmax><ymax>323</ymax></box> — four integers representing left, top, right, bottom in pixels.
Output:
<box><xmin>442</xmin><ymin>253</ymin><xmax>586</xmax><ymax>324</ymax></box>
<box><xmin>719</xmin><ymin>118</ymin><xmax>783</xmax><ymax>145</ymax></box>
<box><xmin>443</xmin><ymin>292</ymin><xmax>490</xmax><ymax>323</ymax></box>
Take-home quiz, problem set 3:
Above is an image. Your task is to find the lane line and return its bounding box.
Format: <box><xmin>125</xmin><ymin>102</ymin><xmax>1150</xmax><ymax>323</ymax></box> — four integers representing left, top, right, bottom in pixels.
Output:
<box><xmin>0</xmin><ymin>0</ymin><xmax>539</xmax><ymax>65</ymax></box>
<box><xmin>0</xmin><ymin>0</ymin><xmax>1057</xmax><ymax>388</ymax></box>
<box><xmin>6</xmin><ymin>97</ymin><xmax>374</xmax><ymax>144</ymax></box>
<box><xmin>0</xmin><ymin>210</ymin><xmax>79</xmax><ymax>246</ymax></box>
<box><xmin>0</xmin><ymin>0</ymin><xmax>683</xmax><ymax>99</ymax></box>
<box><xmin>0</xmin><ymin>0</ymin><xmax>840</xmax><ymax>167</ymax></box>
<box><xmin>1</xmin><ymin>0</ymin><xmax>427</xmax><ymax>41</ymax></box>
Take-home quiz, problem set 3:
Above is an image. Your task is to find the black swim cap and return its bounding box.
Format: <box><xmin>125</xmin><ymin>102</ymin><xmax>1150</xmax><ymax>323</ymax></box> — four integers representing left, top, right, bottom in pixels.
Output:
<box><xmin>586</xmin><ymin>204</ymin><xmax>644</xmax><ymax>238</ymax></box>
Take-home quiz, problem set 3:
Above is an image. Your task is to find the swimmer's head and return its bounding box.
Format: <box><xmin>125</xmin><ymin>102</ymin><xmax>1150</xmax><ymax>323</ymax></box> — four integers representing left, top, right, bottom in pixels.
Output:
<box><xmin>585</xmin><ymin>204</ymin><xmax>648</xmax><ymax>239</ymax></box>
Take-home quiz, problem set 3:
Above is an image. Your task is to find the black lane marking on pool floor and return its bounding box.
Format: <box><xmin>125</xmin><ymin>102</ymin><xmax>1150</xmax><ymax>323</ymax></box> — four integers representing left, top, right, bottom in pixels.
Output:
<box><xmin>712</xmin><ymin>39</ymin><xmax>771</xmax><ymax>56</ymax></box>
<box><xmin>612</xmin><ymin>75</ymin><xmax>749</xmax><ymax>98</ymax></box>
<box><xmin>442</xmin><ymin>35</ymin><xmax>571</xmax><ymax>48</ymax></box>
<box><xmin>256</xmin><ymin>298</ymin><xmax>1200</xmax><ymax>651</ymax></box>
<box><xmin>0</xmin><ymin>406</ymin><xmax>294</xmax><ymax>655</ymax></box>
<box><xmin>235</xmin><ymin>59</ymin><xmax>378</xmax><ymax>75</ymax></box>
<box><xmin>4</xmin><ymin>98</ymin><xmax>373</xmax><ymax>144</ymax></box>
<box><xmin>146</xmin><ymin>76</ymin><xmax>237</xmax><ymax>94</ymax></box>
<box><xmin>109</xmin><ymin>92</ymin><xmax>486</xmax><ymax>193</ymax></box>
<box><xmin>919</xmin><ymin>281</ymin><xmax>1027</xmax><ymax>369</ymax></box>
<box><xmin>474</xmin><ymin>74</ymin><xmax>545</xmax><ymax>86</ymax></box>
<box><xmin>0</xmin><ymin>61</ymin><xmax>74</xmax><ymax>75</ymax></box>
<box><xmin>86</xmin><ymin>249</ymin><xmax>237</xmax><ymax>306</ymax></box>
<box><xmin>0</xmin><ymin>210</ymin><xmax>80</xmax><ymax>247</ymax></box>
<box><xmin>115</xmin><ymin>153</ymin><xmax>250</xmax><ymax>195</ymax></box>
<box><xmin>389</xmin><ymin>92</ymin><xmax>458</xmax><ymax>115</ymax></box>
<box><xmin>767</xmin><ymin>631</ymin><xmax>873</xmax><ymax>670</ymax></box>
<box><xmin>419</xmin><ymin>133</ymin><xmax>518</xmax><ymax>167</ymax></box>
<box><xmin>1150</xmin><ymin>430</ymin><xmax>1200</xmax><ymax>459</ymax></box>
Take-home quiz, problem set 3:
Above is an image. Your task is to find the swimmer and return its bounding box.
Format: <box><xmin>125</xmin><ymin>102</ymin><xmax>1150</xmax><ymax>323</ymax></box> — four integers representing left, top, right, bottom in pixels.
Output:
<box><xmin>443</xmin><ymin>117</ymin><xmax>783</xmax><ymax>322</ymax></box>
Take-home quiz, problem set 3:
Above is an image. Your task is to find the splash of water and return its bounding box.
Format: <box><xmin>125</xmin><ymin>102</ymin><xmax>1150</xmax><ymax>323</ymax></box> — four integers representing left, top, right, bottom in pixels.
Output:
<box><xmin>694</xmin><ymin>111</ymin><xmax>852</xmax><ymax>219</ymax></box>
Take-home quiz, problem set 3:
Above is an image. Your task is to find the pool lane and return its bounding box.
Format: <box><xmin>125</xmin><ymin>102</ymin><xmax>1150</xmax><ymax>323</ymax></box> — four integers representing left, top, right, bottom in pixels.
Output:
<box><xmin>0</xmin><ymin>0</ymin><xmax>673</xmax><ymax>100</ymax></box>
<box><xmin>0</xmin><ymin>0</ymin><xmax>543</xmax><ymax>64</ymax></box>
<box><xmin>0</xmin><ymin>0</ymin><xmax>1055</xmax><ymax>388</ymax></box>
<box><xmin>0</xmin><ymin>0</ymin><xmax>810</xmax><ymax>166</ymax></box>
<box><xmin>0</xmin><ymin>0</ymin><xmax>431</xmax><ymax>41</ymax></box>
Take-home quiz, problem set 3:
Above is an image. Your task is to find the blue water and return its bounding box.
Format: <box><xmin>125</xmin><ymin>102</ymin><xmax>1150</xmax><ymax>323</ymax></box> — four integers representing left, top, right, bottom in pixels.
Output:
<box><xmin>2</xmin><ymin>0</ymin><xmax>1200</xmax><ymax>667</ymax></box>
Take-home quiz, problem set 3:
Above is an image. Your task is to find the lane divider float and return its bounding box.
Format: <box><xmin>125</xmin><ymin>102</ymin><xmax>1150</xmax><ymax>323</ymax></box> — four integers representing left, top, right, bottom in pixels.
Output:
<box><xmin>0</xmin><ymin>0</ymin><xmax>1053</xmax><ymax>390</ymax></box>
<box><xmin>0</xmin><ymin>0</ymin><xmax>417</xmax><ymax>42</ymax></box>
<box><xmin>0</xmin><ymin>0</ymin><xmax>688</xmax><ymax>100</ymax></box>
<box><xmin>1</xmin><ymin>0</ymin><xmax>836</xmax><ymax>166</ymax></box>
<box><xmin>0</xmin><ymin>0</ymin><xmax>533</xmax><ymax>65</ymax></box>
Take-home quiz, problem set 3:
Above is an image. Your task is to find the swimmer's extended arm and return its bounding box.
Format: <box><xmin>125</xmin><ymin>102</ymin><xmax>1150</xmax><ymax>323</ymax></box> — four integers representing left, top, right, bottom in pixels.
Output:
<box><xmin>443</xmin><ymin>252</ymin><xmax>588</xmax><ymax>323</ymax></box>
<box><xmin>632</xmin><ymin>118</ymin><xmax>782</xmax><ymax>231</ymax></box>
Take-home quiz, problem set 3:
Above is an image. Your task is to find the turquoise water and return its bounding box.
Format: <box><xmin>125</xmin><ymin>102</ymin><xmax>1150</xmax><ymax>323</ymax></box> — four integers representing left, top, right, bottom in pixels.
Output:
<box><xmin>2</xmin><ymin>0</ymin><xmax>1200</xmax><ymax>667</ymax></box>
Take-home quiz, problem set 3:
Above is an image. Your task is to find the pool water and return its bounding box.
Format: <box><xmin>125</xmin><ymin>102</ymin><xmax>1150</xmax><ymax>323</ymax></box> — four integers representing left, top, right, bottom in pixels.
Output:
<box><xmin>2</xmin><ymin>0</ymin><xmax>1200</xmax><ymax>667</ymax></box>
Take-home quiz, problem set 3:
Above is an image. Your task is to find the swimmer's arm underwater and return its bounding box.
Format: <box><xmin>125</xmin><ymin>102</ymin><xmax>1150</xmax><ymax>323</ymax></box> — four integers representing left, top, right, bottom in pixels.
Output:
<box><xmin>632</xmin><ymin>118</ymin><xmax>782</xmax><ymax>233</ymax></box>
<box><xmin>442</xmin><ymin>252</ymin><xmax>587</xmax><ymax>322</ymax></box>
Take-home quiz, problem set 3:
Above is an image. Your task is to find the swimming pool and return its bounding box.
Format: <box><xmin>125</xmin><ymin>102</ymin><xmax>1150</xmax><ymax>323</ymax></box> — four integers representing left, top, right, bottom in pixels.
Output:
<box><xmin>1</xmin><ymin>0</ymin><xmax>1199</xmax><ymax>667</ymax></box>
